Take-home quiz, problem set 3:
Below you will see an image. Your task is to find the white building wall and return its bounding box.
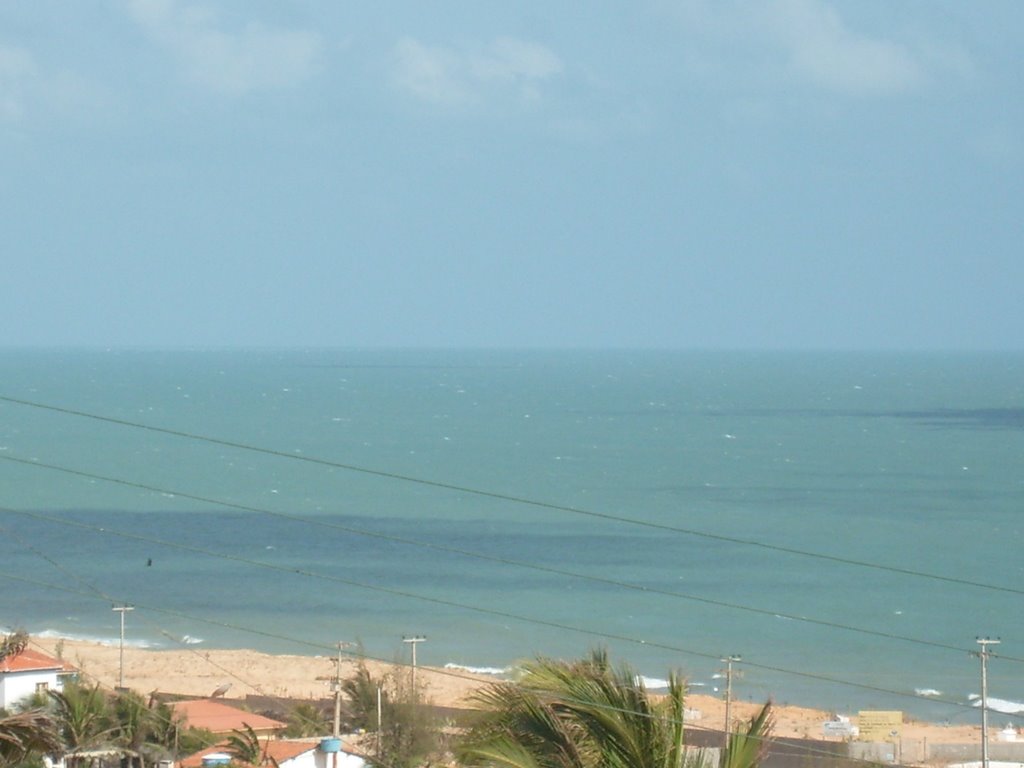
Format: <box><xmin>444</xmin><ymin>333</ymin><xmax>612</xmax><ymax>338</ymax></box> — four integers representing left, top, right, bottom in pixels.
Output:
<box><xmin>0</xmin><ymin>669</ymin><xmax>61</xmax><ymax>709</ymax></box>
<box><xmin>311</xmin><ymin>749</ymin><xmax>365</xmax><ymax>768</ymax></box>
<box><xmin>279</xmin><ymin>752</ymin><xmax>319</xmax><ymax>768</ymax></box>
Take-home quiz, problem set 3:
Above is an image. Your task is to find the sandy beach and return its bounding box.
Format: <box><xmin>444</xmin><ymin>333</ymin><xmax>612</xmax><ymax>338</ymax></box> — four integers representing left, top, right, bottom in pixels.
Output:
<box><xmin>28</xmin><ymin>635</ymin><xmax>989</xmax><ymax>749</ymax></box>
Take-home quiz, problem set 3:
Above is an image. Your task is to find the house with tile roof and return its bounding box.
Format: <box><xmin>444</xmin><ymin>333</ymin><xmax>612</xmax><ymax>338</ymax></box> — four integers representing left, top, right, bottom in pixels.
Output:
<box><xmin>0</xmin><ymin>647</ymin><xmax>75</xmax><ymax>709</ymax></box>
<box><xmin>179</xmin><ymin>740</ymin><xmax>365</xmax><ymax>768</ymax></box>
<box><xmin>169</xmin><ymin>699</ymin><xmax>288</xmax><ymax>736</ymax></box>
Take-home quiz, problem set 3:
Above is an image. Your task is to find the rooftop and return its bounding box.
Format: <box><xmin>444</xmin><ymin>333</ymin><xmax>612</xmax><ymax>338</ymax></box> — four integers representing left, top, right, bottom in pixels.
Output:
<box><xmin>179</xmin><ymin>741</ymin><xmax>318</xmax><ymax>768</ymax></box>
<box><xmin>0</xmin><ymin>647</ymin><xmax>73</xmax><ymax>674</ymax></box>
<box><xmin>170</xmin><ymin>699</ymin><xmax>287</xmax><ymax>735</ymax></box>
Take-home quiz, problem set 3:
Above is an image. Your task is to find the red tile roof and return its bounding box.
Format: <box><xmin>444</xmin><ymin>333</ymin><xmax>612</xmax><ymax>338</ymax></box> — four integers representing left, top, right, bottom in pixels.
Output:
<box><xmin>0</xmin><ymin>648</ymin><xmax>70</xmax><ymax>674</ymax></box>
<box><xmin>180</xmin><ymin>741</ymin><xmax>318</xmax><ymax>768</ymax></box>
<box><xmin>170</xmin><ymin>699</ymin><xmax>287</xmax><ymax>735</ymax></box>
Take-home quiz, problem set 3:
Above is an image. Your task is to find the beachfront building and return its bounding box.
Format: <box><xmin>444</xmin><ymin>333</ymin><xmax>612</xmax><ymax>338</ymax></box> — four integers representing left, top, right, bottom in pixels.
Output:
<box><xmin>0</xmin><ymin>647</ymin><xmax>74</xmax><ymax>709</ymax></box>
<box><xmin>172</xmin><ymin>701</ymin><xmax>365</xmax><ymax>768</ymax></box>
<box><xmin>179</xmin><ymin>740</ymin><xmax>365</xmax><ymax>768</ymax></box>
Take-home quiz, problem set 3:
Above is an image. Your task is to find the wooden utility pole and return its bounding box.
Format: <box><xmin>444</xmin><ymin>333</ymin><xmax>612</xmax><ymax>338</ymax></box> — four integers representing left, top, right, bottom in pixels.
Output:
<box><xmin>402</xmin><ymin>635</ymin><xmax>426</xmax><ymax>690</ymax></box>
<box><xmin>376</xmin><ymin>683</ymin><xmax>383</xmax><ymax>760</ymax></box>
<box><xmin>976</xmin><ymin>637</ymin><xmax>1000</xmax><ymax>768</ymax></box>
<box><xmin>722</xmin><ymin>655</ymin><xmax>742</xmax><ymax>751</ymax></box>
<box><xmin>112</xmin><ymin>604</ymin><xmax>134</xmax><ymax>689</ymax></box>
<box><xmin>332</xmin><ymin>643</ymin><xmax>343</xmax><ymax>739</ymax></box>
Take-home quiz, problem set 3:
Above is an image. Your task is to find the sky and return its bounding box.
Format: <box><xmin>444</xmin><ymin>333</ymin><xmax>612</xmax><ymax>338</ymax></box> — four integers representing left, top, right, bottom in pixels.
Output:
<box><xmin>1</xmin><ymin>1</ymin><xmax>1022</xmax><ymax>350</ymax></box>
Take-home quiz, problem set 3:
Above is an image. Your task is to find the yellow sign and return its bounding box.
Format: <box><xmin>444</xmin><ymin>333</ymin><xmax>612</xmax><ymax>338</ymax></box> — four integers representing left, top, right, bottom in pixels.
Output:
<box><xmin>857</xmin><ymin>711</ymin><xmax>902</xmax><ymax>742</ymax></box>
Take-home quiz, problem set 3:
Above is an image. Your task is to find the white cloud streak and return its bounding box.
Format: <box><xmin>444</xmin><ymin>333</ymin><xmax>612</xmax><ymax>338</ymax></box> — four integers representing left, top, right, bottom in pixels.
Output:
<box><xmin>0</xmin><ymin>45</ymin><xmax>37</xmax><ymax>120</ymax></box>
<box><xmin>762</xmin><ymin>0</ymin><xmax>922</xmax><ymax>95</ymax></box>
<box><xmin>125</xmin><ymin>0</ymin><xmax>321</xmax><ymax>95</ymax></box>
<box><xmin>671</xmin><ymin>0</ymin><xmax>966</xmax><ymax>97</ymax></box>
<box><xmin>392</xmin><ymin>36</ymin><xmax>563</xmax><ymax>106</ymax></box>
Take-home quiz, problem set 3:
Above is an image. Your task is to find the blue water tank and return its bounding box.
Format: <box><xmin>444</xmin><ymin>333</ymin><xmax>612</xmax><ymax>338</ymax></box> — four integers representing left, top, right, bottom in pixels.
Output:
<box><xmin>320</xmin><ymin>738</ymin><xmax>342</xmax><ymax>753</ymax></box>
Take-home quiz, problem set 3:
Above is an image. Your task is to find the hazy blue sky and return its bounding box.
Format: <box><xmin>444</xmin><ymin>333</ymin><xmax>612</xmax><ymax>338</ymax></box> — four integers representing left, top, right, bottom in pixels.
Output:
<box><xmin>2</xmin><ymin>1</ymin><xmax>1021</xmax><ymax>350</ymax></box>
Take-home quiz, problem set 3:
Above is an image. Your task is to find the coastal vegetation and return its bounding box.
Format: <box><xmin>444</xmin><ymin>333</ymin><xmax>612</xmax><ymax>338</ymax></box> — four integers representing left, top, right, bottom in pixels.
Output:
<box><xmin>1</xmin><ymin>630</ymin><xmax>216</xmax><ymax>768</ymax></box>
<box><xmin>0</xmin><ymin>710</ymin><xmax>61</xmax><ymax>768</ymax></box>
<box><xmin>0</xmin><ymin>631</ymin><xmax>58</xmax><ymax>768</ymax></box>
<box><xmin>3</xmin><ymin>632</ymin><xmax>774</xmax><ymax>768</ymax></box>
<box><xmin>225</xmin><ymin>724</ymin><xmax>270</xmax><ymax>766</ymax></box>
<box><xmin>457</xmin><ymin>649</ymin><xmax>772</xmax><ymax>768</ymax></box>
<box><xmin>341</xmin><ymin>659</ymin><xmax>442</xmax><ymax>768</ymax></box>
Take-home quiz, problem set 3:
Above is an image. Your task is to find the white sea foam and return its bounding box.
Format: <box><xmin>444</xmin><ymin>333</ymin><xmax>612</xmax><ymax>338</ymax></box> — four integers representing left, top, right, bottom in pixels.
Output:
<box><xmin>34</xmin><ymin>628</ymin><xmax>157</xmax><ymax>649</ymax></box>
<box><xmin>915</xmin><ymin>688</ymin><xmax>942</xmax><ymax>697</ymax></box>
<box><xmin>444</xmin><ymin>662</ymin><xmax>510</xmax><ymax>677</ymax></box>
<box><xmin>10</xmin><ymin>350</ymin><xmax>1023</xmax><ymax>723</ymax></box>
<box><xmin>969</xmin><ymin>695</ymin><xmax>1024</xmax><ymax>714</ymax></box>
<box><xmin>180</xmin><ymin>635</ymin><xmax>204</xmax><ymax>645</ymax></box>
<box><xmin>636</xmin><ymin>675</ymin><xmax>670</xmax><ymax>690</ymax></box>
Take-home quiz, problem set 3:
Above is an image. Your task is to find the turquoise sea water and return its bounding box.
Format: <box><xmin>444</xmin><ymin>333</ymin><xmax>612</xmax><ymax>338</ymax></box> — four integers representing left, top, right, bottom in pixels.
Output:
<box><xmin>1</xmin><ymin>349</ymin><xmax>1022</xmax><ymax>722</ymax></box>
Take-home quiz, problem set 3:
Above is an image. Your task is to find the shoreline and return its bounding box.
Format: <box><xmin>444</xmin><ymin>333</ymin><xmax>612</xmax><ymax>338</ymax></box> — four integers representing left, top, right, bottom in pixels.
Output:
<box><xmin>28</xmin><ymin>636</ymin><xmax>991</xmax><ymax>747</ymax></box>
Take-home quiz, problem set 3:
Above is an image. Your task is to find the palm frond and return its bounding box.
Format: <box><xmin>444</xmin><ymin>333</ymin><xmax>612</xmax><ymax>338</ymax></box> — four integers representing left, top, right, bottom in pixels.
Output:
<box><xmin>459</xmin><ymin>650</ymin><xmax>702</xmax><ymax>768</ymax></box>
<box><xmin>719</xmin><ymin>701</ymin><xmax>773</xmax><ymax>768</ymax></box>
<box><xmin>0</xmin><ymin>632</ymin><xmax>28</xmax><ymax>664</ymax></box>
<box><xmin>0</xmin><ymin>709</ymin><xmax>62</xmax><ymax>767</ymax></box>
<box><xmin>226</xmin><ymin>723</ymin><xmax>264</xmax><ymax>765</ymax></box>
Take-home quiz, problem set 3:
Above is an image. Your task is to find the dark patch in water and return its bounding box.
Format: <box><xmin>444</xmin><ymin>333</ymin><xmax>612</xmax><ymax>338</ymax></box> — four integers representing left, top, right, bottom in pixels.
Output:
<box><xmin>885</xmin><ymin>408</ymin><xmax>1024</xmax><ymax>430</ymax></box>
<box><xmin>710</xmin><ymin>407</ymin><xmax>1024</xmax><ymax>431</ymax></box>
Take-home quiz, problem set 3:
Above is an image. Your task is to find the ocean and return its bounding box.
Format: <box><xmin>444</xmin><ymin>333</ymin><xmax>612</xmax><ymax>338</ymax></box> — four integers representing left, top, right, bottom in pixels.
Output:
<box><xmin>1</xmin><ymin>348</ymin><xmax>1022</xmax><ymax>723</ymax></box>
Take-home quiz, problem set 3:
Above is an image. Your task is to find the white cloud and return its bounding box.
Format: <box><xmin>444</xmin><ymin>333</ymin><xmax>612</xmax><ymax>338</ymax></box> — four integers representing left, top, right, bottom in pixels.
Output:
<box><xmin>392</xmin><ymin>38</ymin><xmax>466</xmax><ymax>104</ymax></box>
<box><xmin>125</xmin><ymin>0</ymin><xmax>321</xmax><ymax>95</ymax></box>
<box><xmin>0</xmin><ymin>45</ymin><xmax>37</xmax><ymax>120</ymax></box>
<box><xmin>762</xmin><ymin>0</ymin><xmax>922</xmax><ymax>95</ymax></box>
<box><xmin>471</xmin><ymin>37</ymin><xmax>564</xmax><ymax>82</ymax></box>
<box><xmin>669</xmin><ymin>0</ymin><xmax>966</xmax><ymax>97</ymax></box>
<box><xmin>392</xmin><ymin>36</ymin><xmax>563</xmax><ymax>106</ymax></box>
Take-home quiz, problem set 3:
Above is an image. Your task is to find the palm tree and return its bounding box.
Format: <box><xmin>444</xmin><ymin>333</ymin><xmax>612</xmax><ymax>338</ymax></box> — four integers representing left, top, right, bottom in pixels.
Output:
<box><xmin>718</xmin><ymin>702</ymin><xmax>773</xmax><ymax>768</ymax></box>
<box><xmin>341</xmin><ymin>661</ymin><xmax>379</xmax><ymax>732</ymax></box>
<box><xmin>225</xmin><ymin>724</ymin><xmax>269</xmax><ymax>767</ymax></box>
<box><xmin>341</xmin><ymin>660</ymin><xmax>439</xmax><ymax>768</ymax></box>
<box><xmin>112</xmin><ymin>689</ymin><xmax>175</xmax><ymax>768</ymax></box>
<box><xmin>48</xmin><ymin>682</ymin><xmax>115</xmax><ymax>768</ymax></box>
<box><xmin>284</xmin><ymin>702</ymin><xmax>327</xmax><ymax>738</ymax></box>
<box><xmin>0</xmin><ymin>631</ymin><xmax>60</xmax><ymax>768</ymax></box>
<box><xmin>459</xmin><ymin>650</ymin><xmax>773</xmax><ymax>768</ymax></box>
<box><xmin>458</xmin><ymin>649</ymin><xmax>693</xmax><ymax>768</ymax></box>
<box><xmin>0</xmin><ymin>632</ymin><xmax>28</xmax><ymax>663</ymax></box>
<box><xmin>0</xmin><ymin>710</ymin><xmax>61</xmax><ymax>768</ymax></box>
<box><xmin>143</xmin><ymin>699</ymin><xmax>185</xmax><ymax>754</ymax></box>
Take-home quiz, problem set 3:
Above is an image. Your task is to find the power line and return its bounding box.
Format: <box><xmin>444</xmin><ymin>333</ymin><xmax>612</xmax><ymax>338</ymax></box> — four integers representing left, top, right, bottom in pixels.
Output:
<box><xmin>2</xmin><ymin>597</ymin><xmax>982</xmax><ymax>768</ymax></box>
<box><xmin>3</xmin><ymin>565</ymin><xmax>1006</xmax><ymax>768</ymax></box>
<box><xmin>1</xmin><ymin>393</ymin><xmax>1021</xmax><ymax>597</ymax></box>
<box><xmin>0</xmin><ymin>520</ymin><xmax>288</xmax><ymax>701</ymax></box>
<box><xmin>0</xmin><ymin>452</ymin><xmax>1004</xmax><ymax>662</ymax></box>
<box><xmin>0</xmin><ymin>538</ymin><xmax>1009</xmax><ymax>768</ymax></box>
<box><xmin>2</xmin><ymin>497</ymin><xmax>1007</xmax><ymax>768</ymax></box>
<box><xmin>3</xmin><ymin>394</ymin><xmax>1020</xmax><ymax>733</ymax></box>
<box><xmin>18</xmin><ymin>622</ymin><xmax>867</xmax><ymax>768</ymax></box>
<box><xmin>1</xmin><ymin>509</ymin><xmax>1008</xmax><ymax>717</ymax></box>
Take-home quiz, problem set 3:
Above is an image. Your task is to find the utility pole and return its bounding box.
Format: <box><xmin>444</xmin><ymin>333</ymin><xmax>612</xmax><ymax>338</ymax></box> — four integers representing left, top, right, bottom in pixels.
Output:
<box><xmin>402</xmin><ymin>635</ymin><xmax>426</xmax><ymax>690</ymax></box>
<box><xmin>316</xmin><ymin>640</ymin><xmax>354</xmax><ymax>768</ymax></box>
<box><xmin>112</xmin><ymin>604</ymin><xmax>134</xmax><ymax>689</ymax></box>
<box><xmin>332</xmin><ymin>643</ymin><xmax>343</xmax><ymax>739</ymax></box>
<box><xmin>976</xmin><ymin>637</ymin><xmax>1000</xmax><ymax>768</ymax></box>
<box><xmin>330</xmin><ymin>643</ymin><xmax>342</xmax><ymax>768</ymax></box>
<box><xmin>722</xmin><ymin>655</ymin><xmax>742</xmax><ymax>751</ymax></box>
<box><xmin>376</xmin><ymin>683</ymin><xmax>383</xmax><ymax>760</ymax></box>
